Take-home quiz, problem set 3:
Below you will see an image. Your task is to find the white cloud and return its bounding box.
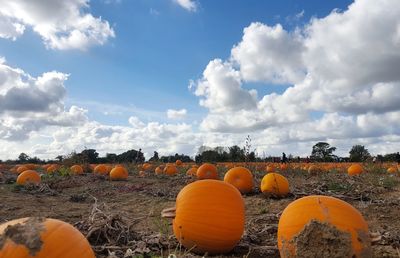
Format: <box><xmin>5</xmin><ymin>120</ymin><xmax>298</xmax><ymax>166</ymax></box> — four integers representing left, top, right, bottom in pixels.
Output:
<box><xmin>167</xmin><ymin>109</ymin><xmax>187</xmax><ymax>120</ymax></box>
<box><xmin>0</xmin><ymin>0</ymin><xmax>115</xmax><ymax>50</ymax></box>
<box><xmin>173</xmin><ymin>0</ymin><xmax>198</xmax><ymax>12</ymax></box>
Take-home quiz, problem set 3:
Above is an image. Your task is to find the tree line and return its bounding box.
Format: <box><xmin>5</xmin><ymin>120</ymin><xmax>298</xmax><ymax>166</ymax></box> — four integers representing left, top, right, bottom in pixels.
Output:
<box><xmin>1</xmin><ymin>141</ymin><xmax>399</xmax><ymax>164</ymax></box>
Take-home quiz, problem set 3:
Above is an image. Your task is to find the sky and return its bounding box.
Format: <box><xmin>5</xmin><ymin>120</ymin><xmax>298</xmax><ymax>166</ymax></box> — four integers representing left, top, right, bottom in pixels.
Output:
<box><xmin>1</xmin><ymin>0</ymin><xmax>400</xmax><ymax>160</ymax></box>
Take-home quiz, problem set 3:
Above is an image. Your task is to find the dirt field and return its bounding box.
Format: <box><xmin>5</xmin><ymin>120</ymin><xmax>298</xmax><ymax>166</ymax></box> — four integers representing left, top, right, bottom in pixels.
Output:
<box><xmin>1</xmin><ymin>164</ymin><xmax>399</xmax><ymax>257</ymax></box>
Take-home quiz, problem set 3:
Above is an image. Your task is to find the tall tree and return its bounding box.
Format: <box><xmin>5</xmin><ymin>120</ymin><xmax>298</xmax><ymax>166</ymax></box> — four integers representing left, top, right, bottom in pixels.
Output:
<box><xmin>18</xmin><ymin>153</ymin><xmax>29</xmax><ymax>163</ymax></box>
<box><xmin>349</xmin><ymin>145</ymin><xmax>371</xmax><ymax>162</ymax></box>
<box><xmin>311</xmin><ymin>142</ymin><xmax>337</xmax><ymax>161</ymax></box>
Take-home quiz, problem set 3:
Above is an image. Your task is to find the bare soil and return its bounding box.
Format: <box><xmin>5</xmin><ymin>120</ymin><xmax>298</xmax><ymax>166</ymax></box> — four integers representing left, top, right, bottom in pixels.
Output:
<box><xmin>0</xmin><ymin>166</ymin><xmax>399</xmax><ymax>257</ymax></box>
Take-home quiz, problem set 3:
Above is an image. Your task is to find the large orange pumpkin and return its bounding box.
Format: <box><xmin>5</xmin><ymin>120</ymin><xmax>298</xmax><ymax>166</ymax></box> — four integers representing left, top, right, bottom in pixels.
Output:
<box><xmin>109</xmin><ymin>167</ymin><xmax>128</xmax><ymax>180</ymax></box>
<box><xmin>277</xmin><ymin>195</ymin><xmax>371</xmax><ymax>258</ymax></box>
<box><xmin>16</xmin><ymin>170</ymin><xmax>41</xmax><ymax>185</ymax></box>
<box><xmin>223</xmin><ymin>167</ymin><xmax>254</xmax><ymax>194</ymax></box>
<box><xmin>172</xmin><ymin>180</ymin><xmax>245</xmax><ymax>254</ymax></box>
<box><xmin>70</xmin><ymin>165</ymin><xmax>83</xmax><ymax>175</ymax></box>
<box><xmin>0</xmin><ymin>217</ymin><xmax>95</xmax><ymax>258</ymax></box>
<box><xmin>261</xmin><ymin>173</ymin><xmax>289</xmax><ymax>197</ymax></box>
<box><xmin>196</xmin><ymin>163</ymin><xmax>218</xmax><ymax>180</ymax></box>
<box><xmin>348</xmin><ymin>164</ymin><xmax>363</xmax><ymax>176</ymax></box>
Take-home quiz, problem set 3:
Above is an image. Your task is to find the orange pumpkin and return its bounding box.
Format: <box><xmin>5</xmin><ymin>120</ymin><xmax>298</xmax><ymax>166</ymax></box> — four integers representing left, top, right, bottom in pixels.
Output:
<box><xmin>164</xmin><ymin>165</ymin><xmax>178</xmax><ymax>176</ymax></box>
<box><xmin>16</xmin><ymin>170</ymin><xmax>41</xmax><ymax>185</ymax></box>
<box><xmin>266</xmin><ymin>165</ymin><xmax>275</xmax><ymax>173</ymax></box>
<box><xmin>307</xmin><ymin>164</ymin><xmax>319</xmax><ymax>175</ymax></box>
<box><xmin>109</xmin><ymin>167</ymin><xmax>128</xmax><ymax>180</ymax></box>
<box><xmin>175</xmin><ymin>160</ymin><xmax>183</xmax><ymax>166</ymax></box>
<box><xmin>387</xmin><ymin>166</ymin><xmax>397</xmax><ymax>174</ymax></box>
<box><xmin>93</xmin><ymin>164</ymin><xmax>109</xmax><ymax>175</ymax></box>
<box><xmin>0</xmin><ymin>217</ymin><xmax>95</xmax><ymax>258</ymax></box>
<box><xmin>138</xmin><ymin>170</ymin><xmax>146</xmax><ymax>177</ymax></box>
<box><xmin>186</xmin><ymin>167</ymin><xmax>197</xmax><ymax>176</ymax></box>
<box><xmin>348</xmin><ymin>164</ymin><xmax>363</xmax><ymax>176</ymax></box>
<box><xmin>261</xmin><ymin>173</ymin><xmax>289</xmax><ymax>197</ymax></box>
<box><xmin>277</xmin><ymin>195</ymin><xmax>371</xmax><ymax>258</ymax></box>
<box><xmin>70</xmin><ymin>165</ymin><xmax>84</xmax><ymax>175</ymax></box>
<box><xmin>46</xmin><ymin>164</ymin><xmax>59</xmax><ymax>174</ymax></box>
<box><xmin>196</xmin><ymin>163</ymin><xmax>218</xmax><ymax>180</ymax></box>
<box><xmin>155</xmin><ymin>166</ymin><xmax>163</xmax><ymax>175</ymax></box>
<box><xmin>142</xmin><ymin>163</ymin><xmax>152</xmax><ymax>171</ymax></box>
<box><xmin>223</xmin><ymin>167</ymin><xmax>253</xmax><ymax>194</ymax></box>
<box><xmin>16</xmin><ymin>166</ymin><xmax>29</xmax><ymax>174</ymax></box>
<box><xmin>173</xmin><ymin>180</ymin><xmax>245</xmax><ymax>254</ymax></box>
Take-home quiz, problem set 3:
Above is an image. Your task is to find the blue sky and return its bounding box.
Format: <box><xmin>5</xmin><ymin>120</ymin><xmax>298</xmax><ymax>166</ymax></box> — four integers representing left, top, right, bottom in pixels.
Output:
<box><xmin>1</xmin><ymin>0</ymin><xmax>399</xmax><ymax>159</ymax></box>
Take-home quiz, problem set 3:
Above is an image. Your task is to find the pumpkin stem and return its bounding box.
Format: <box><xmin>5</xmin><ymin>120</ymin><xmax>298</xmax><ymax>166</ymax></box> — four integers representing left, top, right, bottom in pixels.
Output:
<box><xmin>370</xmin><ymin>232</ymin><xmax>381</xmax><ymax>243</ymax></box>
<box><xmin>161</xmin><ymin>206</ymin><xmax>176</xmax><ymax>219</ymax></box>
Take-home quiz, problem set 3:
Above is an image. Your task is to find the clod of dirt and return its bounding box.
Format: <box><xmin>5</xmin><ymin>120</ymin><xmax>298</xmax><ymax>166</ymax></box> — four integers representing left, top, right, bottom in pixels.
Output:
<box><xmin>290</xmin><ymin>219</ymin><xmax>353</xmax><ymax>258</ymax></box>
<box><xmin>0</xmin><ymin>217</ymin><xmax>45</xmax><ymax>256</ymax></box>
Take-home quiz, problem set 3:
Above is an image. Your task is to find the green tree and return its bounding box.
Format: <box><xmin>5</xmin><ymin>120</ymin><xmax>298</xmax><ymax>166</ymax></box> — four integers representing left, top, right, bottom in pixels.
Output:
<box><xmin>349</xmin><ymin>145</ymin><xmax>371</xmax><ymax>162</ymax></box>
<box><xmin>18</xmin><ymin>153</ymin><xmax>29</xmax><ymax>163</ymax></box>
<box><xmin>311</xmin><ymin>142</ymin><xmax>337</xmax><ymax>161</ymax></box>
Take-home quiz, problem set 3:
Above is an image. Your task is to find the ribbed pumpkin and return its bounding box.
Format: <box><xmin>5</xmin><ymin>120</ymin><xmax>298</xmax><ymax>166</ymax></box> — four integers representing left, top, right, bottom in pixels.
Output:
<box><xmin>173</xmin><ymin>180</ymin><xmax>245</xmax><ymax>254</ymax></box>
<box><xmin>175</xmin><ymin>160</ymin><xmax>183</xmax><ymax>166</ymax></box>
<box><xmin>277</xmin><ymin>195</ymin><xmax>371</xmax><ymax>258</ymax></box>
<box><xmin>16</xmin><ymin>170</ymin><xmax>41</xmax><ymax>185</ymax></box>
<box><xmin>223</xmin><ymin>167</ymin><xmax>254</xmax><ymax>194</ymax></box>
<box><xmin>261</xmin><ymin>173</ymin><xmax>289</xmax><ymax>197</ymax></box>
<box><xmin>16</xmin><ymin>166</ymin><xmax>29</xmax><ymax>174</ymax></box>
<box><xmin>164</xmin><ymin>165</ymin><xmax>178</xmax><ymax>176</ymax></box>
<box><xmin>93</xmin><ymin>164</ymin><xmax>109</xmax><ymax>175</ymax></box>
<box><xmin>70</xmin><ymin>165</ymin><xmax>83</xmax><ymax>175</ymax></box>
<box><xmin>196</xmin><ymin>163</ymin><xmax>218</xmax><ymax>180</ymax></box>
<box><xmin>109</xmin><ymin>167</ymin><xmax>128</xmax><ymax>180</ymax></box>
<box><xmin>348</xmin><ymin>164</ymin><xmax>363</xmax><ymax>176</ymax></box>
<box><xmin>46</xmin><ymin>164</ymin><xmax>59</xmax><ymax>174</ymax></box>
<box><xmin>0</xmin><ymin>217</ymin><xmax>95</xmax><ymax>258</ymax></box>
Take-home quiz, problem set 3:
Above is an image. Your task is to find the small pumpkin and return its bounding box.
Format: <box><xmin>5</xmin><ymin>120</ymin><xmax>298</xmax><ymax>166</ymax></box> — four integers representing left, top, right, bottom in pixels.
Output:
<box><xmin>348</xmin><ymin>164</ymin><xmax>363</xmax><ymax>176</ymax></box>
<box><xmin>307</xmin><ymin>164</ymin><xmax>320</xmax><ymax>175</ymax></box>
<box><xmin>223</xmin><ymin>167</ymin><xmax>253</xmax><ymax>194</ymax></box>
<box><xmin>186</xmin><ymin>167</ymin><xmax>197</xmax><ymax>176</ymax></box>
<box><xmin>46</xmin><ymin>164</ymin><xmax>59</xmax><ymax>174</ymax></box>
<box><xmin>109</xmin><ymin>166</ymin><xmax>128</xmax><ymax>180</ymax></box>
<box><xmin>70</xmin><ymin>165</ymin><xmax>84</xmax><ymax>175</ymax></box>
<box><xmin>138</xmin><ymin>170</ymin><xmax>146</xmax><ymax>177</ymax></box>
<box><xmin>266</xmin><ymin>165</ymin><xmax>275</xmax><ymax>173</ymax></box>
<box><xmin>196</xmin><ymin>163</ymin><xmax>218</xmax><ymax>180</ymax></box>
<box><xmin>175</xmin><ymin>160</ymin><xmax>183</xmax><ymax>166</ymax></box>
<box><xmin>387</xmin><ymin>166</ymin><xmax>397</xmax><ymax>174</ymax></box>
<box><xmin>0</xmin><ymin>217</ymin><xmax>95</xmax><ymax>258</ymax></box>
<box><xmin>164</xmin><ymin>165</ymin><xmax>178</xmax><ymax>176</ymax></box>
<box><xmin>155</xmin><ymin>166</ymin><xmax>163</xmax><ymax>175</ymax></box>
<box><xmin>16</xmin><ymin>166</ymin><xmax>29</xmax><ymax>174</ymax></box>
<box><xmin>93</xmin><ymin>164</ymin><xmax>109</xmax><ymax>175</ymax></box>
<box><xmin>16</xmin><ymin>170</ymin><xmax>41</xmax><ymax>185</ymax></box>
<box><xmin>277</xmin><ymin>195</ymin><xmax>371</xmax><ymax>258</ymax></box>
<box><xmin>261</xmin><ymin>173</ymin><xmax>289</xmax><ymax>197</ymax></box>
<box><xmin>170</xmin><ymin>180</ymin><xmax>245</xmax><ymax>254</ymax></box>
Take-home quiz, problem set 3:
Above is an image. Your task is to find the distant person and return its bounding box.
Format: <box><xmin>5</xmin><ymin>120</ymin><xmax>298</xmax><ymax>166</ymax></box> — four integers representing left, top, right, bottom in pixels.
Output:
<box><xmin>281</xmin><ymin>152</ymin><xmax>287</xmax><ymax>163</ymax></box>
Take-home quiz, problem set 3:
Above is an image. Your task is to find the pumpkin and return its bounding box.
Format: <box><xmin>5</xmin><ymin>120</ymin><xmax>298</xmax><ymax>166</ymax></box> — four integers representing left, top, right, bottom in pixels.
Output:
<box><xmin>186</xmin><ymin>167</ymin><xmax>197</xmax><ymax>176</ymax></box>
<box><xmin>16</xmin><ymin>170</ymin><xmax>41</xmax><ymax>185</ymax></box>
<box><xmin>387</xmin><ymin>166</ymin><xmax>397</xmax><ymax>174</ymax></box>
<box><xmin>25</xmin><ymin>164</ymin><xmax>37</xmax><ymax>170</ymax></box>
<box><xmin>196</xmin><ymin>163</ymin><xmax>218</xmax><ymax>180</ymax></box>
<box><xmin>172</xmin><ymin>180</ymin><xmax>244</xmax><ymax>254</ymax></box>
<box><xmin>46</xmin><ymin>164</ymin><xmax>59</xmax><ymax>174</ymax></box>
<box><xmin>175</xmin><ymin>160</ymin><xmax>183</xmax><ymax>166</ymax></box>
<box><xmin>164</xmin><ymin>165</ymin><xmax>178</xmax><ymax>176</ymax></box>
<box><xmin>223</xmin><ymin>167</ymin><xmax>253</xmax><ymax>194</ymax></box>
<box><xmin>138</xmin><ymin>171</ymin><xmax>146</xmax><ymax>177</ymax></box>
<box><xmin>348</xmin><ymin>164</ymin><xmax>363</xmax><ymax>176</ymax></box>
<box><xmin>307</xmin><ymin>165</ymin><xmax>319</xmax><ymax>175</ymax></box>
<box><xmin>155</xmin><ymin>166</ymin><xmax>163</xmax><ymax>175</ymax></box>
<box><xmin>266</xmin><ymin>165</ymin><xmax>275</xmax><ymax>173</ymax></box>
<box><xmin>109</xmin><ymin>166</ymin><xmax>128</xmax><ymax>180</ymax></box>
<box><xmin>0</xmin><ymin>217</ymin><xmax>95</xmax><ymax>258</ymax></box>
<box><xmin>142</xmin><ymin>163</ymin><xmax>152</xmax><ymax>171</ymax></box>
<box><xmin>261</xmin><ymin>173</ymin><xmax>289</xmax><ymax>197</ymax></box>
<box><xmin>16</xmin><ymin>166</ymin><xmax>29</xmax><ymax>174</ymax></box>
<box><xmin>280</xmin><ymin>163</ymin><xmax>288</xmax><ymax>171</ymax></box>
<box><xmin>70</xmin><ymin>165</ymin><xmax>83</xmax><ymax>175</ymax></box>
<box><xmin>277</xmin><ymin>195</ymin><xmax>371</xmax><ymax>258</ymax></box>
<box><xmin>93</xmin><ymin>164</ymin><xmax>109</xmax><ymax>175</ymax></box>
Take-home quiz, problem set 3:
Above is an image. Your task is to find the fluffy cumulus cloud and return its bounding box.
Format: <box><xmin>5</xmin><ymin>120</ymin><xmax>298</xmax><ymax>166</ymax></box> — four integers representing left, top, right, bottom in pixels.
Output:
<box><xmin>191</xmin><ymin>0</ymin><xmax>400</xmax><ymax>148</ymax></box>
<box><xmin>167</xmin><ymin>109</ymin><xmax>187</xmax><ymax>120</ymax></box>
<box><xmin>173</xmin><ymin>0</ymin><xmax>198</xmax><ymax>12</ymax></box>
<box><xmin>0</xmin><ymin>0</ymin><xmax>115</xmax><ymax>50</ymax></box>
<box><xmin>0</xmin><ymin>59</ymin><xmax>88</xmax><ymax>141</ymax></box>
